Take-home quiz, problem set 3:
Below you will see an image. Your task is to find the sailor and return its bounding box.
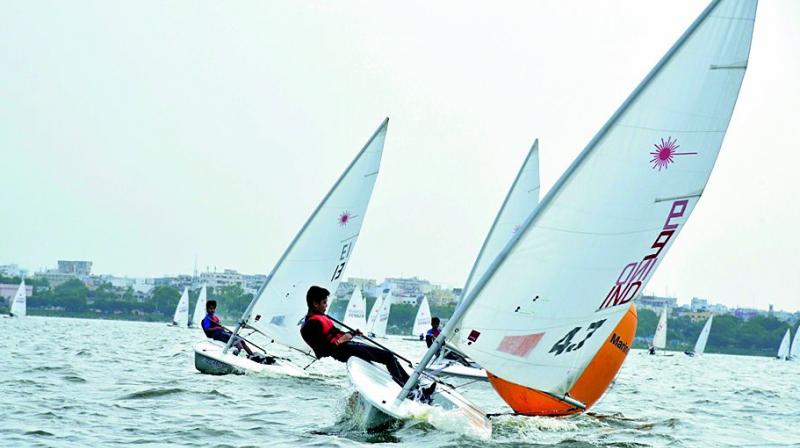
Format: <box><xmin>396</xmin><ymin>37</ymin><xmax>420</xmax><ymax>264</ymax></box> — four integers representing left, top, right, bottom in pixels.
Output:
<box><xmin>425</xmin><ymin>317</ymin><xmax>442</xmax><ymax>348</ymax></box>
<box><xmin>301</xmin><ymin>285</ymin><xmax>435</xmax><ymax>401</ymax></box>
<box><xmin>201</xmin><ymin>300</ymin><xmax>255</xmax><ymax>358</ymax></box>
<box><xmin>648</xmin><ymin>345</ymin><xmax>656</xmax><ymax>355</ymax></box>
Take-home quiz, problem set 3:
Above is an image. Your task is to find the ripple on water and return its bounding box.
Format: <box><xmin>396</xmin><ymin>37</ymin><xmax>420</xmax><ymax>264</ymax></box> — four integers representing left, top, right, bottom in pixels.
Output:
<box><xmin>118</xmin><ymin>387</ymin><xmax>187</xmax><ymax>400</ymax></box>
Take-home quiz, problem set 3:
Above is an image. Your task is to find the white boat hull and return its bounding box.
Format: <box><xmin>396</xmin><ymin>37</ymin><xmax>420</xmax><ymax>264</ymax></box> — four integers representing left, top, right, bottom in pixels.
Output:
<box><xmin>346</xmin><ymin>357</ymin><xmax>491</xmax><ymax>437</ymax></box>
<box><xmin>193</xmin><ymin>341</ymin><xmax>308</xmax><ymax>377</ymax></box>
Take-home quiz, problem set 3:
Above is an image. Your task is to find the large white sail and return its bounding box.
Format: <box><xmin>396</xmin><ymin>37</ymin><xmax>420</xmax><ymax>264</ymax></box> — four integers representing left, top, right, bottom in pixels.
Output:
<box><xmin>9</xmin><ymin>280</ymin><xmax>26</xmax><ymax>317</ymax></box>
<box><xmin>412</xmin><ymin>296</ymin><xmax>432</xmax><ymax>337</ymax></box>
<box><xmin>173</xmin><ymin>287</ymin><xmax>190</xmax><ymax>326</ymax></box>
<box><xmin>693</xmin><ymin>316</ymin><xmax>713</xmax><ymax>355</ymax></box>
<box><xmin>652</xmin><ymin>307</ymin><xmax>668</xmax><ymax>350</ymax></box>
<box><xmin>237</xmin><ymin>119</ymin><xmax>388</xmax><ymax>354</ymax></box>
<box><xmin>790</xmin><ymin>327</ymin><xmax>800</xmax><ymax>360</ymax></box>
<box><xmin>190</xmin><ymin>285</ymin><xmax>208</xmax><ymax>328</ymax></box>
<box><xmin>343</xmin><ymin>288</ymin><xmax>367</xmax><ymax>332</ymax></box>
<box><xmin>462</xmin><ymin>141</ymin><xmax>540</xmax><ymax>298</ymax></box>
<box><xmin>777</xmin><ymin>329</ymin><xmax>791</xmax><ymax>360</ymax></box>
<box><xmin>442</xmin><ymin>0</ymin><xmax>756</xmax><ymax>397</ymax></box>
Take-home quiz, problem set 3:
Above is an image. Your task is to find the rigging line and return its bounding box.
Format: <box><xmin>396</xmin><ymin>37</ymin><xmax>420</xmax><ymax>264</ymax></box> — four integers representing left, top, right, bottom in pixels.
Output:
<box><xmin>452</xmin><ymin>378</ymin><xmax>484</xmax><ymax>390</ymax></box>
<box><xmin>242</xmin><ymin>324</ymin><xmax>317</xmax><ymax>360</ymax></box>
<box><xmin>302</xmin><ymin>359</ymin><xmax>317</xmax><ymax>370</ymax></box>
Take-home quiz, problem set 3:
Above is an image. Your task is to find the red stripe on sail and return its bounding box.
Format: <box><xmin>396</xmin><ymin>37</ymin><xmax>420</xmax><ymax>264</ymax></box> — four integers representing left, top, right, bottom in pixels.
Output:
<box><xmin>497</xmin><ymin>332</ymin><xmax>544</xmax><ymax>357</ymax></box>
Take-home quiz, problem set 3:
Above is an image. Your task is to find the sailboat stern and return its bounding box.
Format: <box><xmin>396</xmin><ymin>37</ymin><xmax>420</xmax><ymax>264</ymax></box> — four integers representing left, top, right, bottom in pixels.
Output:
<box><xmin>486</xmin><ymin>304</ymin><xmax>638</xmax><ymax>415</ymax></box>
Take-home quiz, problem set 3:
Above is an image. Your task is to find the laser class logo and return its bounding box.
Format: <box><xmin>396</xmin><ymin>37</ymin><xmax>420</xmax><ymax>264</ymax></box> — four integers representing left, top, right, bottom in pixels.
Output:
<box><xmin>338</xmin><ymin>211</ymin><xmax>352</xmax><ymax>226</ymax></box>
<box><xmin>649</xmin><ymin>137</ymin><xmax>696</xmax><ymax>171</ymax></box>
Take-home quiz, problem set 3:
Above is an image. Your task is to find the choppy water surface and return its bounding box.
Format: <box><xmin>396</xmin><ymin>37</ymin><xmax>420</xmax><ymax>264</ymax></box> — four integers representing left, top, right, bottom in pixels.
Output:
<box><xmin>1</xmin><ymin>317</ymin><xmax>798</xmax><ymax>447</ymax></box>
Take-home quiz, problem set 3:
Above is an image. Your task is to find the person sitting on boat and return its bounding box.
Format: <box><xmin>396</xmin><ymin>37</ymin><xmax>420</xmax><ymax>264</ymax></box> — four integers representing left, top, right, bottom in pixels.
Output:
<box><xmin>425</xmin><ymin>317</ymin><xmax>442</xmax><ymax>348</ymax></box>
<box><xmin>648</xmin><ymin>345</ymin><xmax>656</xmax><ymax>355</ymax></box>
<box><xmin>201</xmin><ymin>300</ymin><xmax>255</xmax><ymax>358</ymax></box>
<box><xmin>301</xmin><ymin>285</ymin><xmax>432</xmax><ymax>396</ymax></box>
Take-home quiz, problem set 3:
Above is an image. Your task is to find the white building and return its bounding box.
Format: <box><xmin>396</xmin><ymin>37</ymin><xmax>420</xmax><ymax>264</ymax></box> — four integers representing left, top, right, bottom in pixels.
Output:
<box><xmin>691</xmin><ymin>297</ymin><xmax>709</xmax><ymax>312</ymax></box>
<box><xmin>0</xmin><ymin>264</ymin><xmax>28</xmax><ymax>278</ymax></box>
<box><xmin>200</xmin><ymin>269</ymin><xmax>245</xmax><ymax>289</ymax></box>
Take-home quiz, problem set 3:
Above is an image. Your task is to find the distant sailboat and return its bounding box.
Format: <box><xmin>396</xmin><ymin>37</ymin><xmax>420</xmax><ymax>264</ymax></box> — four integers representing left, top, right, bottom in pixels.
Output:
<box><xmin>193</xmin><ymin>118</ymin><xmax>388</xmax><ymax>375</ymax></box>
<box><xmin>170</xmin><ymin>287</ymin><xmax>190</xmax><ymax>327</ymax></box>
<box><xmin>650</xmin><ymin>307</ymin><xmax>668</xmax><ymax>355</ymax></box>
<box><xmin>189</xmin><ymin>285</ymin><xmax>208</xmax><ymax>328</ymax></box>
<box><xmin>343</xmin><ymin>288</ymin><xmax>368</xmax><ymax>333</ymax></box>
<box><xmin>790</xmin><ymin>327</ymin><xmax>800</xmax><ymax>361</ymax></box>
<box><xmin>685</xmin><ymin>316</ymin><xmax>713</xmax><ymax>357</ymax></box>
<box><xmin>777</xmin><ymin>329</ymin><xmax>791</xmax><ymax>360</ymax></box>
<box><xmin>411</xmin><ymin>296</ymin><xmax>432</xmax><ymax>340</ymax></box>
<box><xmin>8</xmin><ymin>280</ymin><xmax>26</xmax><ymax>317</ymax></box>
<box><xmin>366</xmin><ymin>291</ymin><xmax>392</xmax><ymax>338</ymax></box>
<box><xmin>347</xmin><ymin>0</ymin><xmax>757</xmax><ymax>433</ymax></box>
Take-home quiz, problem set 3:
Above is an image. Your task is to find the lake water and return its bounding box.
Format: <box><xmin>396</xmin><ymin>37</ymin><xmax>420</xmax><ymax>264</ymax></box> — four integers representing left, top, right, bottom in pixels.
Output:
<box><xmin>1</xmin><ymin>316</ymin><xmax>798</xmax><ymax>447</ymax></box>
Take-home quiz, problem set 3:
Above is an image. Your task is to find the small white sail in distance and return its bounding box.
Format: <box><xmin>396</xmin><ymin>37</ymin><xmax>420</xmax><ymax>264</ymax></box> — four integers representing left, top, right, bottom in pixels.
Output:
<box><xmin>190</xmin><ymin>285</ymin><xmax>208</xmax><ymax>328</ymax></box>
<box><xmin>693</xmin><ymin>316</ymin><xmax>713</xmax><ymax>355</ymax></box>
<box><xmin>230</xmin><ymin>119</ymin><xmax>388</xmax><ymax>355</ymax></box>
<box><xmin>365</xmin><ymin>292</ymin><xmax>385</xmax><ymax>335</ymax></box>
<box><xmin>790</xmin><ymin>326</ymin><xmax>800</xmax><ymax>360</ymax></box>
<box><xmin>371</xmin><ymin>291</ymin><xmax>393</xmax><ymax>338</ymax></box>
<box><xmin>412</xmin><ymin>296</ymin><xmax>432</xmax><ymax>337</ymax></box>
<box><xmin>9</xmin><ymin>280</ymin><xmax>26</xmax><ymax>317</ymax></box>
<box><xmin>343</xmin><ymin>288</ymin><xmax>368</xmax><ymax>332</ymax></box>
<box><xmin>777</xmin><ymin>329</ymin><xmax>791</xmax><ymax>360</ymax></box>
<box><xmin>652</xmin><ymin>307</ymin><xmax>668</xmax><ymax>350</ymax></box>
<box><xmin>173</xmin><ymin>287</ymin><xmax>190</xmax><ymax>326</ymax></box>
<box><xmin>409</xmin><ymin>0</ymin><xmax>757</xmax><ymax>400</ymax></box>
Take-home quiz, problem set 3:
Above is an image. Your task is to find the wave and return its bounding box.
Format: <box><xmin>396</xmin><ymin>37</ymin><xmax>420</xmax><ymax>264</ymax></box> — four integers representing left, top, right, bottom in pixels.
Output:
<box><xmin>118</xmin><ymin>387</ymin><xmax>186</xmax><ymax>400</ymax></box>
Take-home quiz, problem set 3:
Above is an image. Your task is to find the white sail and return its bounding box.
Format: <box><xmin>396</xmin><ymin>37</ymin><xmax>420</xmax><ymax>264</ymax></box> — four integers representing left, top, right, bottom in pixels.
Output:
<box><xmin>366</xmin><ymin>292</ymin><xmax>385</xmax><ymax>335</ymax></box>
<box><xmin>9</xmin><ymin>280</ymin><xmax>26</xmax><ymax>317</ymax></box>
<box><xmin>173</xmin><ymin>287</ymin><xmax>190</xmax><ymax>326</ymax></box>
<box><xmin>462</xmin><ymin>140</ymin><xmax>540</xmax><ymax>299</ymax></box>
<box><xmin>693</xmin><ymin>315</ymin><xmax>713</xmax><ymax>355</ymax></box>
<box><xmin>238</xmin><ymin>119</ymin><xmax>388</xmax><ymax>354</ymax></box>
<box><xmin>412</xmin><ymin>296</ymin><xmax>432</xmax><ymax>337</ymax></box>
<box><xmin>371</xmin><ymin>291</ymin><xmax>392</xmax><ymax>338</ymax></box>
<box><xmin>343</xmin><ymin>288</ymin><xmax>368</xmax><ymax>332</ymax></box>
<box><xmin>652</xmin><ymin>307</ymin><xmax>668</xmax><ymax>350</ymax></box>
<box><xmin>443</xmin><ymin>0</ymin><xmax>756</xmax><ymax>397</ymax></box>
<box><xmin>190</xmin><ymin>285</ymin><xmax>208</xmax><ymax>328</ymax></box>
<box><xmin>790</xmin><ymin>326</ymin><xmax>800</xmax><ymax>360</ymax></box>
<box><xmin>777</xmin><ymin>329</ymin><xmax>791</xmax><ymax>360</ymax></box>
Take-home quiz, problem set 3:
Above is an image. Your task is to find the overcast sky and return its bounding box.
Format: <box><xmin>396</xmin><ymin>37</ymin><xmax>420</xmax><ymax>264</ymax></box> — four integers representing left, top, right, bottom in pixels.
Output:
<box><xmin>1</xmin><ymin>1</ymin><xmax>798</xmax><ymax>311</ymax></box>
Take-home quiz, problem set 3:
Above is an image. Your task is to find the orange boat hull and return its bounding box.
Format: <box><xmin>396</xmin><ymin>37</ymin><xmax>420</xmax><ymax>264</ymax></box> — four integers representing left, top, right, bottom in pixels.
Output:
<box><xmin>487</xmin><ymin>304</ymin><xmax>638</xmax><ymax>415</ymax></box>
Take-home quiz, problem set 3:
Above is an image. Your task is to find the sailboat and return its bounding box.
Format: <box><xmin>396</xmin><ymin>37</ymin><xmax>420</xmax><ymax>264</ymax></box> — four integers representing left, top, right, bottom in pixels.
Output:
<box><xmin>777</xmin><ymin>329</ymin><xmax>791</xmax><ymax>360</ymax></box>
<box><xmin>428</xmin><ymin>140</ymin><xmax>541</xmax><ymax>380</ymax></box>
<box><xmin>8</xmin><ymin>280</ymin><xmax>26</xmax><ymax>317</ymax></box>
<box><xmin>169</xmin><ymin>287</ymin><xmax>190</xmax><ymax>327</ymax></box>
<box><xmin>343</xmin><ymin>288</ymin><xmax>368</xmax><ymax>333</ymax></box>
<box><xmin>347</xmin><ymin>0</ymin><xmax>756</xmax><ymax>434</ymax></box>
<box><xmin>790</xmin><ymin>326</ymin><xmax>800</xmax><ymax>361</ymax></box>
<box><xmin>685</xmin><ymin>316</ymin><xmax>713</xmax><ymax>357</ymax></box>
<box><xmin>189</xmin><ymin>285</ymin><xmax>208</xmax><ymax>328</ymax></box>
<box><xmin>649</xmin><ymin>307</ymin><xmax>668</xmax><ymax>355</ymax></box>
<box><xmin>366</xmin><ymin>291</ymin><xmax>392</xmax><ymax>338</ymax></box>
<box><xmin>408</xmin><ymin>296</ymin><xmax>432</xmax><ymax>340</ymax></box>
<box><xmin>193</xmin><ymin>118</ymin><xmax>388</xmax><ymax>375</ymax></box>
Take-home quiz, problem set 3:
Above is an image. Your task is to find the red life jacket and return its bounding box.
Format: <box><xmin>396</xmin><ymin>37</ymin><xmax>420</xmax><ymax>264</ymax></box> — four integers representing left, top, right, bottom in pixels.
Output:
<box><xmin>304</xmin><ymin>314</ymin><xmax>342</xmax><ymax>345</ymax></box>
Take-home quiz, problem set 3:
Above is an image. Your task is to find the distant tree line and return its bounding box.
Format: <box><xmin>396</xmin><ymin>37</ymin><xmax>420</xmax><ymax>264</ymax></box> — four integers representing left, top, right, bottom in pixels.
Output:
<box><xmin>635</xmin><ymin>308</ymin><xmax>799</xmax><ymax>357</ymax></box>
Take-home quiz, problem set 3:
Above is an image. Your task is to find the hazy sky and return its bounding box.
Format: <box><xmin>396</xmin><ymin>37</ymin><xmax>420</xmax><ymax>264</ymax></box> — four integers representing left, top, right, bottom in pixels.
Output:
<box><xmin>1</xmin><ymin>1</ymin><xmax>798</xmax><ymax>311</ymax></box>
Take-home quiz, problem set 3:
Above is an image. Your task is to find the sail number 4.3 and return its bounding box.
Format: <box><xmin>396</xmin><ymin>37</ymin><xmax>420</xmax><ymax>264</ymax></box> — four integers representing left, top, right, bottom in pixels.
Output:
<box><xmin>549</xmin><ymin>319</ymin><xmax>607</xmax><ymax>356</ymax></box>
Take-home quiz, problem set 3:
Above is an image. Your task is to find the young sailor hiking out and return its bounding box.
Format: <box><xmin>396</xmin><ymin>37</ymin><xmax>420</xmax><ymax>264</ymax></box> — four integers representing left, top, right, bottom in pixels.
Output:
<box><xmin>301</xmin><ymin>286</ymin><xmax>435</xmax><ymax>399</ymax></box>
<box><xmin>202</xmin><ymin>300</ymin><xmax>272</xmax><ymax>363</ymax></box>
